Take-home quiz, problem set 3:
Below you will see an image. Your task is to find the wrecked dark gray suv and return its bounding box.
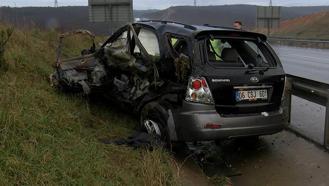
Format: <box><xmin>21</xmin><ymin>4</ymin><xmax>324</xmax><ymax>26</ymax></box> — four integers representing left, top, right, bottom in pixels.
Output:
<box><xmin>51</xmin><ymin>21</ymin><xmax>288</xmax><ymax>142</ymax></box>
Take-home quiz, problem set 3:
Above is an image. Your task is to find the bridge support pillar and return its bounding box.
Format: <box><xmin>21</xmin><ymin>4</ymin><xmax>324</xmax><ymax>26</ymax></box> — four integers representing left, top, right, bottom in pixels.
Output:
<box><xmin>325</xmin><ymin>89</ymin><xmax>329</xmax><ymax>150</ymax></box>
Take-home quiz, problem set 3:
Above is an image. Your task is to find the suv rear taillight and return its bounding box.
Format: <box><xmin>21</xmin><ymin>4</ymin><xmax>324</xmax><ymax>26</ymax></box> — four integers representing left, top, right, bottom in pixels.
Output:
<box><xmin>185</xmin><ymin>77</ymin><xmax>214</xmax><ymax>104</ymax></box>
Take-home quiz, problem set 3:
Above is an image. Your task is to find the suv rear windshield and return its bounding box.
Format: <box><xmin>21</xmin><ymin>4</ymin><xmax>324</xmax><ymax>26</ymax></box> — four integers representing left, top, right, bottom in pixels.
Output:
<box><xmin>204</xmin><ymin>37</ymin><xmax>276</xmax><ymax>68</ymax></box>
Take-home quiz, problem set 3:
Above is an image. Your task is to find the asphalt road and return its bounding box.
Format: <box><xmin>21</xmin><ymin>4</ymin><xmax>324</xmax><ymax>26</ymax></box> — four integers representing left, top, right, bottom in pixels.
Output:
<box><xmin>274</xmin><ymin>46</ymin><xmax>329</xmax><ymax>84</ymax></box>
<box><xmin>178</xmin><ymin>131</ymin><xmax>329</xmax><ymax>186</ymax></box>
<box><xmin>231</xmin><ymin>131</ymin><xmax>329</xmax><ymax>186</ymax></box>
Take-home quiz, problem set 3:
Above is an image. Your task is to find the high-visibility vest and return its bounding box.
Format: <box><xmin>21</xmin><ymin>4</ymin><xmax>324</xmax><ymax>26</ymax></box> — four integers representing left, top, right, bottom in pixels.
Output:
<box><xmin>210</xmin><ymin>39</ymin><xmax>223</xmax><ymax>61</ymax></box>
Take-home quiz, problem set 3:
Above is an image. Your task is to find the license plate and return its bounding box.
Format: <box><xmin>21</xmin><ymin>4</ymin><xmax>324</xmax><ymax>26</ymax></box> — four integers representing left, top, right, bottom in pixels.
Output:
<box><xmin>235</xmin><ymin>89</ymin><xmax>268</xmax><ymax>102</ymax></box>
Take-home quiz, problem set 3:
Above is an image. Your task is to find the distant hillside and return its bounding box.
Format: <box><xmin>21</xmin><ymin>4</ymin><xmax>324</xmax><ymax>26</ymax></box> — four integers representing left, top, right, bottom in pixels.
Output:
<box><xmin>144</xmin><ymin>5</ymin><xmax>329</xmax><ymax>29</ymax></box>
<box><xmin>145</xmin><ymin>5</ymin><xmax>256</xmax><ymax>29</ymax></box>
<box><xmin>134</xmin><ymin>9</ymin><xmax>160</xmax><ymax>18</ymax></box>
<box><xmin>273</xmin><ymin>11</ymin><xmax>329</xmax><ymax>39</ymax></box>
<box><xmin>0</xmin><ymin>6</ymin><xmax>112</xmax><ymax>35</ymax></box>
<box><xmin>0</xmin><ymin>7</ymin><xmax>159</xmax><ymax>35</ymax></box>
<box><xmin>0</xmin><ymin>5</ymin><xmax>329</xmax><ymax>35</ymax></box>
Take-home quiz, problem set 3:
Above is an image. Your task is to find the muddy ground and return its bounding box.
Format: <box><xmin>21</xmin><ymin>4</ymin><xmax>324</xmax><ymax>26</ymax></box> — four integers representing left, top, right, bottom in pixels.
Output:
<box><xmin>178</xmin><ymin>130</ymin><xmax>329</xmax><ymax>186</ymax></box>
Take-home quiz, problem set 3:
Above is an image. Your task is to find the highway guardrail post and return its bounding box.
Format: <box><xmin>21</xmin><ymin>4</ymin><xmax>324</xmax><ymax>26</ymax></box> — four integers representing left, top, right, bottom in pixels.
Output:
<box><xmin>325</xmin><ymin>89</ymin><xmax>329</xmax><ymax>150</ymax></box>
<box><xmin>287</xmin><ymin>77</ymin><xmax>293</xmax><ymax>123</ymax></box>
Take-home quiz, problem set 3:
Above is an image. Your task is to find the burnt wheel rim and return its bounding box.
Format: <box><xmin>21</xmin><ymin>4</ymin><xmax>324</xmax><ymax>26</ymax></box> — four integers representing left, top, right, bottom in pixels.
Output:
<box><xmin>143</xmin><ymin>119</ymin><xmax>161</xmax><ymax>136</ymax></box>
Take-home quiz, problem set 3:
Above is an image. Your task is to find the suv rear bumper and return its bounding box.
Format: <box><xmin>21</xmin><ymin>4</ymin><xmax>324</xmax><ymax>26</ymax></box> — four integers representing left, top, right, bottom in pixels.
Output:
<box><xmin>171</xmin><ymin>101</ymin><xmax>288</xmax><ymax>141</ymax></box>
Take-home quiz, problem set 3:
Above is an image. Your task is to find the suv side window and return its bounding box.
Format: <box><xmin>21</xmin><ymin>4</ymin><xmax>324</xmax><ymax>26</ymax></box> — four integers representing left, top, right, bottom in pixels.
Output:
<box><xmin>134</xmin><ymin>28</ymin><xmax>160</xmax><ymax>57</ymax></box>
<box><xmin>166</xmin><ymin>34</ymin><xmax>191</xmax><ymax>82</ymax></box>
<box><xmin>168</xmin><ymin>35</ymin><xmax>190</xmax><ymax>57</ymax></box>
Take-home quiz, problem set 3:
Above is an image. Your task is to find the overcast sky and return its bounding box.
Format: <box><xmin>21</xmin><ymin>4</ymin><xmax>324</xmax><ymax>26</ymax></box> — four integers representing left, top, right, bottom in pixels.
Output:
<box><xmin>0</xmin><ymin>0</ymin><xmax>329</xmax><ymax>9</ymax></box>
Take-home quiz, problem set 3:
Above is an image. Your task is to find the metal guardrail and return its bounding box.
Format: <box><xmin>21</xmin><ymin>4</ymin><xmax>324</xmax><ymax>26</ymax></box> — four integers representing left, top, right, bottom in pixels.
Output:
<box><xmin>270</xmin><ymin>37</ymin><xmax>329</xmax><ymax>43</ymax></box>
<box><xmin>286</xmin><ymin>74</ymin><xmax>329</xmax><ymax>149</ymax></box>
<box><xmin>269</xmin><ymin>37</ymin><xmax>329</xmax><ymax>49</ymax></box>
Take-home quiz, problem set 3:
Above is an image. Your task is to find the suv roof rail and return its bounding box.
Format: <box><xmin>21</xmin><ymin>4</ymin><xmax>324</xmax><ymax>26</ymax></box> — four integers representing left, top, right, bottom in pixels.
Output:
<box><xmin>203</xmin><ymin>24</ymin><xmax>239</xmax><ymax>31</ymax></box>
<box><xmin>138</xmin><ymin>20</ymin><xmax>197</xmax><ymax>30</ymax></box>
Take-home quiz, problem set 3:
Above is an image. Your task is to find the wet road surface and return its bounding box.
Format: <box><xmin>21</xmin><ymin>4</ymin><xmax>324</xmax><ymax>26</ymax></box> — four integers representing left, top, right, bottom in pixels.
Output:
<box><xmin>274</xmin><ymin>46</ymin><xmax>329</xmax><ymax>84</ymax></box>
<box><xmin>178</xmin><ymin>131</ymin><xmax>329</xmax><ymax>186</ymax></box>
<box><xmin>230</xmin><ymin>131</ymin><xmax>329</xmax><ymax>186</ymax></box>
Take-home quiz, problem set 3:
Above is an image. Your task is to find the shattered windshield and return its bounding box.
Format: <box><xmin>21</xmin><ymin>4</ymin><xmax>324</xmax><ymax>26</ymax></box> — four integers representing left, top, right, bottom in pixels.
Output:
<box><xmin>205</xmin><ymin>37</ymin><xmax>276</xmax><ymax>68</ymax></box>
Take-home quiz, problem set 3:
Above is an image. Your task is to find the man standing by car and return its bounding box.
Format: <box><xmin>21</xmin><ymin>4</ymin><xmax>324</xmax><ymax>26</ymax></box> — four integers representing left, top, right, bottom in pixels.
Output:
<box><xmin>233</xmin><ymin>20</ymin><xmax>243</xmax><ymax>30</ymax></box>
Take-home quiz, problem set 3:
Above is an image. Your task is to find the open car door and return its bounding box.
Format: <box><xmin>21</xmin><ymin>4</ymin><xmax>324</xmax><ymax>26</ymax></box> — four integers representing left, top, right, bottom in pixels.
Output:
<box><xmin>50</xmin><ymin>30</ymin><xmax>106</xmax><ymax>94</ymax></box>
<box><xmin>51</xmin><ymin>24</ymin><xmax>163</xmax><ymax>104</ymax></box>
<box><xmin>99</xmin><ymin>24</ymin><xmax>163</xmax><ymax>102</ymax></box>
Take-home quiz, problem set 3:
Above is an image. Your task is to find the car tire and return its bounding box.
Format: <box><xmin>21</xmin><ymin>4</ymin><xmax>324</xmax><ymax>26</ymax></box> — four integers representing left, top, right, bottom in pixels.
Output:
<box><xmin>140</xmin><ymin>102</ymin><xmax>170</xmax><ymax>145</ymax></box>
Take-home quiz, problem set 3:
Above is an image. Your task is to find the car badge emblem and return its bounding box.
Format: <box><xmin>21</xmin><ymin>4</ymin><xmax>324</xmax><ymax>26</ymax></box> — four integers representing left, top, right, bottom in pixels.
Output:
<box><xmin>212</xmin><ymin>79</ymin><xmax>231</xmax><ymax>83</ymax></box>
<box><xmin>250</xmin><ymin>77</ymin><xmax>259</xmax><ymax>83</ymax></box>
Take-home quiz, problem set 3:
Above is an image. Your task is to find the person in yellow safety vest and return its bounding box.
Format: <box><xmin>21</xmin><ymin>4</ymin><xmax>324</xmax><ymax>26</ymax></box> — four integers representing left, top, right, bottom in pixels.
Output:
<box><xmin>209</xmin><ymin>38</ymin><xmax>223</xmax><ymax>61</ymax></box>
<box><xmin>171</xmin><ymin>37</ymin><xmax>178</xmax><ymax>46</ymax></box>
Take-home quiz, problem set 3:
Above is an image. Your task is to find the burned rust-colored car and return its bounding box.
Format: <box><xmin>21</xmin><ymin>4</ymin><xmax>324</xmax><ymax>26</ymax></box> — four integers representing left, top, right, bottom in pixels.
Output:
<box><xmin>51</xmin><ymin>21</ymin><xmax>288</xmax><ymax>142</ymax></box>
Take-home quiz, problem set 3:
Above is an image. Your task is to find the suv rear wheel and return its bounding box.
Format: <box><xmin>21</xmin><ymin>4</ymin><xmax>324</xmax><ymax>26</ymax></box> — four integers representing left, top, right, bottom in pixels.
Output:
<box><xmin>140</xmin><ymin>103</ymin><xmax>169</xmax><ymax>143</ymax></box>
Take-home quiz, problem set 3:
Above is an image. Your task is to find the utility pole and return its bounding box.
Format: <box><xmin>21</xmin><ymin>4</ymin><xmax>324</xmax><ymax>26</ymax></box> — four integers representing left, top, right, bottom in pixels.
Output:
<box><xmin>0</xmin><ymin>1</ymin><xmax>1</xmax><ymax>22</ymax></box>
<box><xmin>54</xmin><ymin>0</ymin><xmax>58</xmax><ymax>8</ymax></box>
<box><xmin>268</xmin><ymin>0</ymin><xmax>273</xmax><ymax>36</ymax></box>
<box><xmin>14</xmin><ymin>2</ymin><xmax>17</xmax><ymax>27</ymax></box>
<box><xmin>194</xmin><ymin>0</ymin><xmax>197</xmax><ymax>6</ymax></box>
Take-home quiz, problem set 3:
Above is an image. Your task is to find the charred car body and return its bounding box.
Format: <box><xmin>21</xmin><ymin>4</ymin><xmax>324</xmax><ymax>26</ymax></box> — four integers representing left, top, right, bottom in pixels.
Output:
<box><xmin>51</xmin><ymin>21</ymin><xmax>288</xmax><ymax>142</ymax></box>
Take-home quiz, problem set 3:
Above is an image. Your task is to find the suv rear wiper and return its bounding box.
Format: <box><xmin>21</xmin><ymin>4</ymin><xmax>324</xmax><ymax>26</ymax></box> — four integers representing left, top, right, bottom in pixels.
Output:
<box><xmin>245</xmin><ymin>64</ymin><xmax>270</xmax><ymax>75</ymax></box>
<box><xmin>258</xmin><ymin>67</ymin><xmax>270</xmax><ymax>75</ymax></box>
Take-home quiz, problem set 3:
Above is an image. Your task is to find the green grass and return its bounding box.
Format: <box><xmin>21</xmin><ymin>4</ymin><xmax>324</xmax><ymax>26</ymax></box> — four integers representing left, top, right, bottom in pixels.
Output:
<box><xmin>0</xmin><ymin>26</ymin><xmax>179</xmax><ymax>185</ymax></box>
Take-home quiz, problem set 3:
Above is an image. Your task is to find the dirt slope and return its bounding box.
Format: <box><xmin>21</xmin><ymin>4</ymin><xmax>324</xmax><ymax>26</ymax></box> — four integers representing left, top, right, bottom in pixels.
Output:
<box><xmin>274</xmin><ymin>11</ymin><xmax>329</xmax><ymax>39</ymax></box>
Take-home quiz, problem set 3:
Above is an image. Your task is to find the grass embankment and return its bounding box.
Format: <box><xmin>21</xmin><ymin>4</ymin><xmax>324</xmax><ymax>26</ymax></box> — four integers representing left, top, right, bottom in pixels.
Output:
<box><xmin>0</xmin><ymin>26</ymin><xmax>178</xmax><ymax>185</ymax></box>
